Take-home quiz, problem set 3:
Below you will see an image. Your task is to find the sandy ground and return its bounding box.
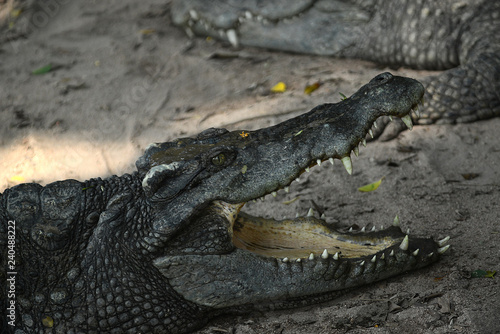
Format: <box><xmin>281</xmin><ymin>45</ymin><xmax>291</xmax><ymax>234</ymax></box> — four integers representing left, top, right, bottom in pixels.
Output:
<box><xmin>1</xmin><ymin>1</ymin><xmax>499</xmax><ymax>333</ymax></box>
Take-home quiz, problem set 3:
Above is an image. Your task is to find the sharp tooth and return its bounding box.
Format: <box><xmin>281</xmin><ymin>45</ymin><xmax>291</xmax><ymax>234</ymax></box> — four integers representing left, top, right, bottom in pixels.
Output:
<box><xmin>295</xmin><ymin>178</ymin><xmax>300</xmax><ymax>182</ymax></box>
<box><xmin>341</xmin><ymin>156</ymin><xmax>352</xmax><ymax>175</ymax></box>
<box><xmin>371</xmin><ymin>226</ymin><xmax>376</xmax><ymax>232</ymax></box>
<box><xmin>282</xmin><ymin>257</ymin><xmax>289</xmax><ymax>262</ymax></box>
<box><xmin>272</xmin><ymin>191</ymin><xmax>277</xmax><ymax>197</ymax></box>
<box><xmin>413</xmin><ymin>106</ymin><xmax>421</xmax><ymax>118</ymax></box>
<box><xmin>361</xmin><ymin>226</ymin><xmax>366</xmax><ymax>232</ymax></box>
<box><xmin>369</xmin><ymin>129</ymin><xmax>374</xmax><ymax>138</ymax></box>
<box><xmin>333</xmin><ymin>252</ymin><xmax>339</xmax><ymax>260</ymax></box>
<box><xmin>305</xmin><ymin>167</ymin><xmax>310</xmax><ymax>173</ymax></box>
<box><xmin>360</xmin><ymin>261</ymin><xmax>365</xmax><ymax>266</ymax></box>
<box><xmin>401</xmin><ymin>115</ymin><xmax>413</xmax><ymax>130</ymax></box>
<box><xmin>245</xmin><ymin>11</ymin><xmax>253</xmax><ymax>19</ymax></box>
<box><xmin>407</xmin><ymin>228</ymin><xmax>410</xmax><ymax>235</ymax></box>
<box><xmin>321</xmin><ymin>249</ymin><xmax>329</xmax><ymax>259</ymax></box>
<box><xmin>320</xmin><ymin>213</ymin><xmax>326</xmax><ymax>219</ymax></box>
<box><xmin>428</xmin><ymin>252</ymin><xmax>434</xmax><ymax>258</ymax></box>
<box><xmin>371</xmin><ymin>255</ymin><xmax>377</xmax><ymax>263</ymax></box>
<box><xmin>389</xmin><ymin>115</ymin><xmax>393</xmax><ymax>121</ymax></box>
<box><xmin>295</xmin><ymin>213</ymin><xmax>300</xmax><ymax>218</ymax></box>
<box><xmin>226</xmin><ymin>29</ymin><xmax>239</xmax><ymax>47</ymax></box>
<box><xmin>381</xmin><ymin>253</ymin><xmax>385</xmax><ymax>260</ymax></box>
<box><xmin>390</xmin><ymin>250</ymin><xmax>394</xmax><ymax>257</ymax></box>
<box><xmin>317</xmin><ymin>159</ymin><xmax>322</xmax><ymax>166</ymax></box>
<box><xmin>412</xmin><ymin>249</ymin><xmax>420</xmax><ymax>256</ymax></box>
<box><xmin>399</xmin><ymin>235</ymin><xmax>409</xmax><ymax>251</ymax></box>
<box><xmin>307</xmin><ymin>208</ymin><xmax>314</xmax><ymax>217</ymax></box>
<box><xmin>184</xmin><ymin>27</ymin><xmax>195</xmax><ymax>38</ymax></box>
<box><xmin>437</xmin><ymin>236</ymin><xmax>450</xmax><ymax>247</ymax></box>
<box><xmin>353</xmin><ymin>146</ymin><xmax>359</xmax><ymax>157</ymax></box>
<box><xmin>329</xmin><ymin>158</ymin><xmax>335</xmax><ymax>165</ymax></box>
<box><xmin>362</xmin><ymin>139</ymin><xmax>367</xmax><ymax>147</ymax></box>
<box><xmin>296</xmin><ymin>258</ymin><xmax>301</xmax><ymax>263</ymax></box>
<box><xmin>393</xmin><ymin>215</ymin><xmax>400</xmax><ymax>227</ymax></box>
<box><xmin>373</xmin><ymin>121</ymin><xmax>378</xmax><ymax>129</ymax></box>
<box><xmin>309</xmin><ymin>253</ymin><xmax>315</xmax><ymax>260</ymax></box>
<box><xmin>189</xmin><ymin>9</ymin><xmax>199</xmax><ymax>20</ymax></box>
<box><xmin>438</xmin><ymin>245</ymin><xmax>450</xmax><ymax>254</ymax></box>
<box><xmin>348</xmin><ymin>227</ymin><xmax>353</xmax><ymax>232</ymax></box>
<box><xmin>284</xmin><ymin>186</ymin><xmax>290</xmax><ymax>193</ymax></box>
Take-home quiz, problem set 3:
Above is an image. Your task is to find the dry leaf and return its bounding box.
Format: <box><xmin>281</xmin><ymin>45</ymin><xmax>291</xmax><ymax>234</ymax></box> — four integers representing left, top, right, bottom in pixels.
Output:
<box><xmin>271</xmin><ymin>82</ymin><xmax>286</xmax><ymax>93</ymax></box>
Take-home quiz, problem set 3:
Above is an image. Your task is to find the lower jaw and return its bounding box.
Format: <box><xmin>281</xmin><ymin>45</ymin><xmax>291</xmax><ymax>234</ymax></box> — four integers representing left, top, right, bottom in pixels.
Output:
<box><xmin>156</xmin><ymin>202</ymin><xmax>446</xmax><ymax>309</ymax></box>
<box><xmin>155</xmin><ymin>240</ymin><xmax>440</xmax><ymax>309</ymax></box>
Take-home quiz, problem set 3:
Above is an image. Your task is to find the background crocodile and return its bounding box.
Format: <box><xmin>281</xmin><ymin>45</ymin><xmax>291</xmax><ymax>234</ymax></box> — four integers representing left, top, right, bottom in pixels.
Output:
<box><xmin>1</xmin><ymin>73</ymin><xmax>451</xmax><ymax>333</ymax></box>
<box><xmin>171</xmin><ymin>0</ymin><xmax>500</xmax><ymax>140</ymax></box>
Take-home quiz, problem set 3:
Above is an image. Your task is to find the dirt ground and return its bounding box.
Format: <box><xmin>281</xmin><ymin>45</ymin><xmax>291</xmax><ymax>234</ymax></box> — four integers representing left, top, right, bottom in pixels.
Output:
<box><xmin>1</xmin><ymin>1</ymin><xmax>499</xmax><ymax>333</ymax></box>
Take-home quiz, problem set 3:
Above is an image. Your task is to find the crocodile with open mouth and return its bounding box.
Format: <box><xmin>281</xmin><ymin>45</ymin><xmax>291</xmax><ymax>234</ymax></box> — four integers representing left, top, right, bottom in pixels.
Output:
<box><xmin>171</xmin><ymin>0</ymin><xmax>500</xmax><ymax>139</ymax></box>
<box><xmin>0</xmin><ymin>73</ymin><xmax>450</xmax><ymax>333</ymax></box>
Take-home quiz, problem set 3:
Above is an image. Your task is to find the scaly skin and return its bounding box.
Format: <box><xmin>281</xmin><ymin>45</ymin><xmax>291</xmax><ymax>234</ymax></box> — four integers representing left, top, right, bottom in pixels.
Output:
<box><xmin>171</xmin><ymin>0</ymin><xmax>500</xmax><ymax>139</ymax></box>
<box><xmin>1</xmin><ymin>73</ymin><xmax>450</xmax><ymax>333</ymax></box>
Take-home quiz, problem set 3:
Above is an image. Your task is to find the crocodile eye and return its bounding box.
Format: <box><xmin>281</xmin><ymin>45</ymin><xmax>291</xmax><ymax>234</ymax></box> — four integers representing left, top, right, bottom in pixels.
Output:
<box><xmin>211</xmin><ymin>153</ymin><xmax>226</xmax><ymax>166</ymax></box>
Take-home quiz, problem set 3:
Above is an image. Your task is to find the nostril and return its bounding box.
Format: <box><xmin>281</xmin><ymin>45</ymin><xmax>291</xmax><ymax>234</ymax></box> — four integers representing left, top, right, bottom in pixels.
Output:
<box><xmin>372</xmin><ymin>72</ymin><xmax>393</xmax><ymax>84</ymax></box>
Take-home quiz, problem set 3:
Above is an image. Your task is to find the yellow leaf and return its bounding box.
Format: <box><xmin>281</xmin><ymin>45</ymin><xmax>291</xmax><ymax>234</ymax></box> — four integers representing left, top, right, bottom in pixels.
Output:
<box><xmin>485</xmin><ymin>270</ymin><xmax>497</xmax><ymax>278</ymax></box>
<box><xmin>271</xmin><ymin>82</ymin><xmax>286</xmax><ymax>93</ymax></box>
<box><xmin>140</xmin><ymin>29</ymin><xmax>156</xmax><ymax>35</ymax></box>
<box><xmin>304</xmin><ymin>82</ymin><xmax>321</xmax><ymax>95</ymax></box>
<box><xmin>42</xmin><ymin>316</ymin><xmax>54</xmax><ymax>328</ymax></box>
<box><xmin>9</xmin><ymin>175</ymin><xmax>25</xmax><ymax>183</ymax></box>
<box><xmin>358</xmin><ymin>177</ymin><xmax>385</xmax><ymax>192</ymax></box>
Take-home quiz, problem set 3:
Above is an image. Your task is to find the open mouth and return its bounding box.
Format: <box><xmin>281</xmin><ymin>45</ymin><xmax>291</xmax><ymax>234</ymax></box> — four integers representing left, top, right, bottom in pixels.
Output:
<box><xmin>233</xmin><ymin>213</ymin><xmax>411</xmax><ymax>260</ymax></box>
<box><xmin>212</xmin><ymin>99</ymin><xmax>449</xmax><ymax>263</ymax></box>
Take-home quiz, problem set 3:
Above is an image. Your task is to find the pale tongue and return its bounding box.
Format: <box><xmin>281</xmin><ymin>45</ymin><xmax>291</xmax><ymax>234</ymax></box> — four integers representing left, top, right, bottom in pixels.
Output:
<box><xmin>232</xmin><ymin>212</ymin><xmax>398</xmax><ymax>260</ymax></box>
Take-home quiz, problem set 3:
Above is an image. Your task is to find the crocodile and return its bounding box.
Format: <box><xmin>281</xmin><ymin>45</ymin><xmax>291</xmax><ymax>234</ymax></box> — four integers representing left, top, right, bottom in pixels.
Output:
<box><xmin>0</xmin><ymin>73</ymin><xmax>451</xmax><ymax>333</ymax></box>
<box><xmin>171</xmin><ymin>0</ymin><xmax>500</xmax><ymax>139</ymax></box>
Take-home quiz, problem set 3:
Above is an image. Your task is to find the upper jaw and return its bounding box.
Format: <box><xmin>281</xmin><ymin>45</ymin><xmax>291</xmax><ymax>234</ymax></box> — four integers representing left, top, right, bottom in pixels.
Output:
<box><xmin>226</xmin><ymin>94</ymin><xmax>425</xmax><ymax>204</ymax></box>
